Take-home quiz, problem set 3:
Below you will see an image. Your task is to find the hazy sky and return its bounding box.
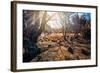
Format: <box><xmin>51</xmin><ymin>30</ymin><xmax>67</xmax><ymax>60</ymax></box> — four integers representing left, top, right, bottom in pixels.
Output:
<box><xmin>47</xmin><ymin>11</ymin><xmax>90</xmax><ymax>29</ymax></box>
<box><xmin>47</xmin><ymin>12</ymin><xmax>62</xmax><ymax>29</ymax></box>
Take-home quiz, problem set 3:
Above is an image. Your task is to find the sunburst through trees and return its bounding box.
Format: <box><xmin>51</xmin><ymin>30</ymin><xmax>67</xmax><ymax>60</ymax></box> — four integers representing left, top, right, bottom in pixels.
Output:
<box><xmin>23</xmin><ymin>10</ymin><xmax>91</xmax><ymax>62</ymax></box>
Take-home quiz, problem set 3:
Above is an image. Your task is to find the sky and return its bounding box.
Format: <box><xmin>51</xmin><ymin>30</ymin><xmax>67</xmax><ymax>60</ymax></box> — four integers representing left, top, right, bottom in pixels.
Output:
<box><xmin>47</xmin><ymin>11</ymin><xmax>91</xmax><ymax>29</ymax></box>
<box><xmin>47</xmin><ymin>12</ymin><xmax>62</xmax><ymax>29</ymax></box>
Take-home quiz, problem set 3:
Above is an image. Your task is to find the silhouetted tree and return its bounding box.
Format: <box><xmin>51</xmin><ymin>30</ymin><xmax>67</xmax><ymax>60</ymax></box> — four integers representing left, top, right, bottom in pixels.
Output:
<box><xmin>23</xmin><ymin>10</ymin><xmax>53</xmax><ymax>62</ymax></box>
<box><xmin>80</xmin><ymin>13</ymin><xmax>91</xmax><ymax>40</ymax></box>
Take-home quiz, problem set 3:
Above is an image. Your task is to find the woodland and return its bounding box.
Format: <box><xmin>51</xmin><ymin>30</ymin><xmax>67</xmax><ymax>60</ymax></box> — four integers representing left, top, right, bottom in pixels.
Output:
<box><xmin>23</xmin><ymin>10</ymin><xmax>91</xmax><ymax>62</ymax></box>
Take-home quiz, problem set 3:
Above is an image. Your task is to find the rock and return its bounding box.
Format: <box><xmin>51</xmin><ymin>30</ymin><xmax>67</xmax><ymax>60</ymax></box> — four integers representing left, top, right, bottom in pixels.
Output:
<box><xmin>68</xmin><ymin>47</ymin><xmax>74</xmax><ymax>54</ymax></box>
<box><xmin>81</xmin><ymin>49</ymin><xmax>90</xmax><ymax>56</ymax></box>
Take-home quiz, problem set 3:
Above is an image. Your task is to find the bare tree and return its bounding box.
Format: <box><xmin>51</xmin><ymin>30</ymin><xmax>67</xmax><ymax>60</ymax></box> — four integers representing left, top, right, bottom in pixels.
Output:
<box><xmin>59</xmin><ymin>12</ymin><xmax>70</xmax><ymax>40</ymax></box>
<box><xmin>23</xmin><ymin>10</ymin><xmax>55</xmax><ymax>48</ymax></box>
